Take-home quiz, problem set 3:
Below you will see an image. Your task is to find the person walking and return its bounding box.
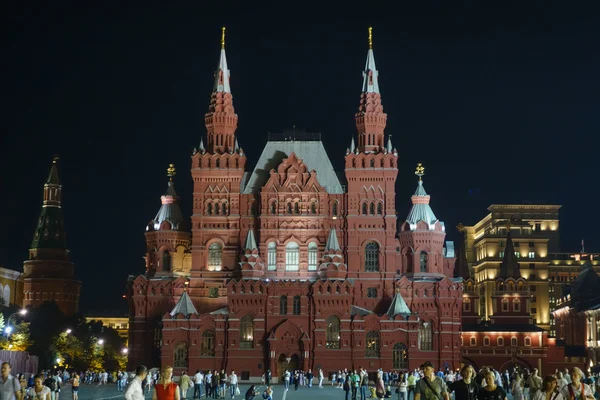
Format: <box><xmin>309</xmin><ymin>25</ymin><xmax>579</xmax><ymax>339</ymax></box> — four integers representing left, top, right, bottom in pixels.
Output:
<box><xmin>180</xmin><ymin>372</ymin><xmax>191</xmax><ymax>400</ymax></box>
<box><xmin>415</xmin><ymin>362</ymin><xmax>449</xmax><ymax>400</ymax></box>
<box><xmin>531</xmin><ymin>375</ymin><xmax>563</xmax><ymax>400</ymax></box>
<box><xmin>477</xmin><ymin>371</ymin><xmax>507</xmax><ymax>400</ymax></box>
<box><xmin>153</xmin><ymin>366</ymin><xmax>180</xmax><ymax>400</ymax></box>
<box><xmin>560</xmin><ymin>368</ymin><xmax>594</xmax><ymax>400</ymax></box>
<box><xmin>450</xmin><ymin>365</ymin><xmax>478</xmax><ymax>400</ymax></box>
<box><xmin>125</xmin><ymin>365</ymin><xmax>148</xmax><ymax>400</ymax></box>
<box><xmin>25</xmin><ymin>374</ymin><xmax>50</xmax><ymax>400</ymax></box>
<box><xmin>0</xmin><ymin>362</ymin><xmax>22</xmax><ymax>400</ymax></box>
<box><xmin>71</xmin><ymin>374</ymin><xmax>79</xmax><ymax>400</ymax></box>
<box><xmin>318</xmin><ymin>369</ymin><xmax>324</xmax><ymax>388</ymax></box>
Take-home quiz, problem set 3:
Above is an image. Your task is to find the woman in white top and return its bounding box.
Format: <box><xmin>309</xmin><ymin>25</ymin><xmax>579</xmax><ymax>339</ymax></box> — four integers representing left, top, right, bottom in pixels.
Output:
<box><xmin>532</xmin><ymin>375</ymin><xmax>564</xmax><ymax>400</ymax></box>
<box><xmin>26</xmin><ymin>374</ymin><xmax>51</xmax><ymax>400</ymax></box>
<box><xmin>560</xmin><ymin>368</ymin><xmax>594</xmax><ymax>400</ymax></box>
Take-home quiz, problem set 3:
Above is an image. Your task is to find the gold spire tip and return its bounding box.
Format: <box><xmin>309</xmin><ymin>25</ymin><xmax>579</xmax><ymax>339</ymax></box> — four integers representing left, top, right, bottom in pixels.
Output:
<box><xmin>52</xmin><ymin>155</ymin><xmax>60</xmax><ymax>164</ymax></box>
<box><xmin>368</xmin><ymin>26</ymin><xmax>373</xmax><ymax>49</ymax></box>
<box><xmin>167</xmin><ymin>164</ymin><xmax>176</xmax><ymax>181</ymax></box>
<box><xmin>221</xmin><ymin>26</ymin><xmax>226</xmax><ymax>49</ymax></box>
<box><xmin>415</xmin><ymin>163</ymin><xmax>425</xmax><ymax>180</ymax></box>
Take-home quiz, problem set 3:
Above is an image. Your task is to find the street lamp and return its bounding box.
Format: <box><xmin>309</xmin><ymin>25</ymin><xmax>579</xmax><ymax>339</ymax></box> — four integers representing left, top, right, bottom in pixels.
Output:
<box><xmin>7</xmin><ymin>309</ymin><xmax>27</xmax><ymax>327</ymax></box>
<box><xmin>122</xmin><ymin>348</ymin><xmax>128</xmax><ymax>354</ymax></box>
<box><xmin>65</xmin><ymin>329</ymin><xmax>72</xmax><ymax>334</ymax></box>
<box><xmin>4</xmin><ymin>327</ymin><xmax>12</xmax><ymax>335</ymax></box>
<box><xmin>97</xmin><ymin>339</ymin><xmax>104</xmax><ymax>345</ymax></box>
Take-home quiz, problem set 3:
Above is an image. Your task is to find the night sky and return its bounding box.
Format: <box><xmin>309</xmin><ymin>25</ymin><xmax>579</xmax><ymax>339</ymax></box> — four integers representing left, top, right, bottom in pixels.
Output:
<box><xmin>2</xmin><ymin>3</ymin><xmax>599</xmax><ymax>312</ymax></box>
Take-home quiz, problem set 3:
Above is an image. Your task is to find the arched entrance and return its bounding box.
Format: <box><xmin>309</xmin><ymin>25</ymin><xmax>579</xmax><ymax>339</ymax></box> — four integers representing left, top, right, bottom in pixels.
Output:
<box><xmin>499</xmin><ymin>359</ymin><xmax>532</xmax><ymax>373</ymax></box>
<box><xmin>277</xmin><ymin>353</ymin><xmax>300</xmax><ymax>377</ymax></box>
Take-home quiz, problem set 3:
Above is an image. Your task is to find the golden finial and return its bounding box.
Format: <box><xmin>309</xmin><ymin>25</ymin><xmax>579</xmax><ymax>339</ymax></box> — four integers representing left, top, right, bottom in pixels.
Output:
<box><xmin>221</xmin><ymin>26</ymin><xmax>226</xmax><ymax>49</ymax></box>
<box><xmin>457</xmin><ymin>223</ymin><xmax>465</xmax><ymax>233</ymax></box>
<box><xmin>167</xmin><ymin>164</ymin><xmax>176</xmax><ymax>181</ymax></box>
<box><xmin>415</xmin><ymin>163</ymin><xmax>425</xmax><ymax>181</ymax></box>
<box><xmin>368</xmin><ymin>26</ymin><xmax>373</xmax><ymax>49</ymax></box>
<box><xmin>52</xmin><ymin>155</ymin><xmax>60</xmax><ymax>164</ymax></box>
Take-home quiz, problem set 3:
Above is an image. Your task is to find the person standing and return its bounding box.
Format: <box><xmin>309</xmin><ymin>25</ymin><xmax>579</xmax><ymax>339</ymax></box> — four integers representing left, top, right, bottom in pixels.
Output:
<box><xmin>193</xmin><ymin>371</ymin><xmax>203</xmax><ymax>399</ymax></box>
<box><xmin>531</xmin><ymin>376</ymin><xmax>563</xmax><ymax>400</ymax></box>
<box><xmin>180</xmin><ymin>372</ymin><xmax>191</xmax><ymax>400</ymax></box>
<box><xmin>25</xmin><ymin>374</ymin><xmax>50</xmax><ymax>400</ymax></box>
<box><xmin>283</xmin><ymin>370</ymin><xmax>290</xmax><ymax>391</ymax></box>
<box><xmin>450</xmin><ymin>365</ymin><xmax>478</xmax><ymax>400</ymax></box>
<box><xmin>0</xmin><ymin>363</ymin><xmax>22</xmax><ymax>400</ymax></box>
<box><xmin>71</xmin><ymin>374</ymin><xmax>79</xmax><ymax>400</ymax></box>
<box><xmin>228</xmin><ymin>371</ymin><xmax>238</xmax><ymax>399</ymax></box>
<box><xmin>414</xmin><ymin>362</ymin><xmax>449</xmax><ymax>400</ymax></box>
<box><xmin>560</xmin><ymin>368</ymin><xmax>594</xmax><ymax>400</ymax></box>
<box><xmin>318</xmin><ymin>369</ymin><xmax>324</xmax><ymax>388</ymax></box>
<box><xmin>153</xmin><ymin>366</ymin><xmax>180</xmax><ymax>400</ymax></box>
<box><xmin>125</xmin><ymin>365</ymin><xmax>148</xmax><ymax>400</ymax></box>
<box><xmin>477</xmin><ymin>371</ymin><xmax>507</xmax><ymax>400</ymax></box>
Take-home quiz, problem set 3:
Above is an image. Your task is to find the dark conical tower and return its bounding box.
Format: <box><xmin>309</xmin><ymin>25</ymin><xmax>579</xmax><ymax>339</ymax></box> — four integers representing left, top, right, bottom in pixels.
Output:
<box><xmin>22</xmin><ymin>157</ymin><xmax>81</xmax><ymax>315</ymax></box>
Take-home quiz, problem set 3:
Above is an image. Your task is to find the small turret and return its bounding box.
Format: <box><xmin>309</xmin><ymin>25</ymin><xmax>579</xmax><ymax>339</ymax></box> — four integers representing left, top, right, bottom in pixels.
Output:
<box><xmin>239</xmin><ymin>229</ymin><xmax>264</xmax><ymax>279</ymax></box>
<box><xmin>148</xmin><ymin>164</ymin><xmax>185</xmax><ymax>231</ymax></box>
<box><xmin>318</xmin><ymin>228</ymin><xmax>347</xmax><ymax>280</ymax></box>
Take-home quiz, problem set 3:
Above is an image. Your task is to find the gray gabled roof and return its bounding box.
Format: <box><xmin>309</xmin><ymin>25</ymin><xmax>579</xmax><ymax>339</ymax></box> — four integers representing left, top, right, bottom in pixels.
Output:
<box><xmin>242</xmin><ymin>140</ymin><xmax>344</xmax><ymax>194</ymax></box>
<box><xmin>152</xmin><ymin>181</ymin><xmax>185</xmax><ymax>231</ymax></box>
<box><xmin>325</xmin><ymin>228</ymin><xmax>341</xmax><ymax>251</ymax></box>
<box><xmin>351</xmin><ymin>305</ymin><xmax>374</xmax><ymax>317</ymax></box>
<box><xmin>386</xmin><ymin>292</ymin><xmax>411</xmax><ymax>318</ymax></box>
<box><xmin>170</xmin><ymin>291</ymin><xmax>198</xmax><ymax>317</ymax></box>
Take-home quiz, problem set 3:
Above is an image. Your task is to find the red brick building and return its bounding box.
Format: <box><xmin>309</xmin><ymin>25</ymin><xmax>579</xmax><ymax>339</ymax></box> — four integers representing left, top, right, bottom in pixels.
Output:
<box><xmin>22</xmin><ymin>157</ymin><xmax>81</xmax><ymax>315</ymax></box>
<box><xmin>127</xmin><ymin>30</ymin><xmax>462</xmax><ymax>378</ymax></box>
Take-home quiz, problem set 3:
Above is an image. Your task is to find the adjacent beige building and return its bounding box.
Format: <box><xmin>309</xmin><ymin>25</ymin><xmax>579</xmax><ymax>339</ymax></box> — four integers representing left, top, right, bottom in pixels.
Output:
<box><xmin>85</xmin><ymin>316</ymin><xmax>129</xmax><ymax>346</ymax></box>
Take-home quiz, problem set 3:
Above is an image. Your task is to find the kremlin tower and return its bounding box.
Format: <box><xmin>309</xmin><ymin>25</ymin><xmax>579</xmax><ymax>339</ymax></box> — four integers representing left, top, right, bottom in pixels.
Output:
<box><xmin>22</xmin><ymin>157</ymin><xmax>81</xmax><ymax>315</ymax></box>
<box><xmin>127</xmin><ymin>27</ymin><xmax>462</xmax><ymax>374</ymax></box>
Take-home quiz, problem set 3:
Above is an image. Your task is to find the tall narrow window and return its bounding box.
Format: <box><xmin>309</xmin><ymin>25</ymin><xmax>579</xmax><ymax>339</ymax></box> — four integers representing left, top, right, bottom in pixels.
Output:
<box><xmin>392</xmin><ymin>343</ymin><xmax>408</xmax><ymax>369</ymax></box>
<box><xmin>483</xmin><ymin>336</ymin><xmax>490</xmax><ymax>346</ymax></box>
<box><xmin>365</xmin><ymin>331</ymin><xmax>380</xmax><ymax>357</ymax></box>
<box><xmin>222</xmin><ymin>203</ymin><xmax>227</xmax><ymax>215</ymax></box>
<box><xmin>279</xmin><ymin>296</ymin><xmax>288</xmax><ymax>315</ymax></box>
<box><xmin>501</xmin><ymin>298</ymin><xmax>509</xmax><ymax>312</ymax></box>
<box><xmin>511</xmin><ymin>336</ymin><xmax>518</xmax><ymax>346</ymax></box>
<box><xmin>173</xmin><ymin>342</ymin><xmax>187</xmax><ymax>368</ymax></box>
<box><xmin>420</xmin><ymin>251</ymin><xmax>428</xmax><ymax>272</ymax></box>
<box><xmin>362</xmin><ymin>203</ymin><xmax>368</xmax><ymax>215</ymax></box>
<box><xmin>332</xmin><ymin>202</ymin><xmax>338</xmax><ymax>216</ymax></box>
<box><xmin>294</xmin><ymin>202</ymin><xmax>300</xmax><ymax>214</ymax></box>
<box><xmin>419</xmin><ymin>324</ymin><xmax>433</xmax><ymax>350</ymax></box>
<box><xmin>208</xmin><ymin>243</ymin><xmax>222</xmax><ymax>270</ymax></box>
<box><xmin>513</xmin><ymin>298</ymin><xmax>521</xmax><ymax>312</ymax></box>
<box><xmin>207</xmin><ymin>203</ymin><xmax>213</xmax><ymax>215</ymax></box>
<box><xmin>287</xmin><ymin>203</ymin><xmax>293</xmax><ymax>214</ymax></box>
<box><xmin>240</xmin><ymin>315</ymin><xmax>254</xmax><ymax>348</ymax></box>
<box><xmin>293</xmin><ymin>296</ymin><xmax>301</xmax><ymax>315</ymax></box>
<box><xmin>162</xmin><ymin>251</ymin><xmax>171</xmax><ymax>272</ymax></box>
<box><xmin>215</xmin><ymin>203</ymin><xmax>220</xmax><ymax>215</ymax></box>
<box><xmin>310</xmin><ymin>202</ymin><xmax>317</xmax><ymax>214</ymax></box>
<box><xmin>365</xmin><ymin>242</ymin><xmax>379</xmax><ymax>272</ymax></box>
<box><xmin>286</xmin><ymin>242</ymin><xmax>299</xmax><ymax>271</ymax></box>
<box><xmin>377</xmin><ymin>203</ymin><xmax>383</xmax><ymax>215</ymax></box>
<box><xmin>463</xmin><ymin>298</ymin><xmax>471</xmax><ymax>312</ymax></box>
<box><xmin>267</xmin><ymin>242</ymin><xmax>277</xmax><ymax>271</ymax></box>
<box><xmin>497</xmin><ymin>336</ymin><xmax>504</xmax><ymax>346</ymax></box>
<box><xmin>270</xmin><ymin>202</ymin><xmax>277</xmax><ymax>214</ymax></box>
<box><xmin>326</xmin><ymin>316</ymin><xmax>340</xmax><ymax>349</ymax></box>
<box><xmin>369</xmin><ymin>202</ymin><xmax>375</xmax><ymax>215</ymax></box>
<box><xmin>200</xmin><ymin>330</ymin><xmax>215</xmax><ymax>356</ymax></box>
<box><xmin>308</xmin><ymin>242</ymin><xmax>318</xmax><ymax>271</ymax></box>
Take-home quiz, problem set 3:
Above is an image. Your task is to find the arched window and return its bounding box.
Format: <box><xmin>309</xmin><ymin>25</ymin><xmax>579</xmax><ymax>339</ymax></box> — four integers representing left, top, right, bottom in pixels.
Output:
<box><xmin>207</xmin><ymin>203</ymin><xmax>213</xmax><ymax>215</ymax></box>
<box><xmin>524</xmin><ymin>336</ymin><xmax>531</xmax><ymax>346</ymax></box>
<box><xmin>470</xmin><ymin>336</ymin><xmax>477</xmax><ymax>346</ymax></box>
<box><xmin>279</xmin><ymin>296</ymin><xmax>288</xmax><ymax>315</ymax></box>
<box><xmin>513</xmin><ymin>298</ymin><xmax>521</xmax><ymax>312</ymax></box>
<box><xmin>287</xmin><ymin>203</ymin><xmax>293</xmax><ymax>214</ymax></box>
<box><xmin>310</xmin><ymin>202</ymin><xmax>317</xmax><ymax>214</ymax></box>
<box><xmin>332</xmin><ymin>202</ymin><xmax>338</xmax><ymax>216</ymax></box>
<box><xmin>483</xmin><ymin>336</ymin><xmax>490</xmax><ymax>346</ymax></box>
<box><xmin>215</xmin><ymin>159</ymin><xmax>220</xmax><ymax>168</ymax></box>
<box><xmin>419</xmin><ymin>324</ymin><xmax>433</xmax><ymax>350</ymax></box>
<box><xmin>326</xmin><ymin>315</ymin><xmax>340</xmax><ymax>349</ymax></box>
<box><xmin>377</xmin><ymin>203</ymin><xmax>383</xmax><ymax>215</ymax></box>
<box><xmin>308</xmin><ymin>242</ymin><xmax>318</xmax><ymax>271</ymax></box>
<box><xmin>501</xmin><ymin>298</ymin><xmax>509</xmax><ymax>312</ymax></box>
<box><xmin>208</xmin><ymin>243</ymin><xmax>222</xmax><ymax>270</ymax></box>
<box><xmin>497</xmin><ymin>336</ymin><xmax>504</xmax><ymax>346</ymax></box>
<box><xmin>369</xmin><ymin>202</ymin><xmax>375</xmax><ymax>215</ymax></box>
<box><xmin>362</xmin><ymin>203</ymin><xmax>368</xmax><ymax>215</ymax></box>
<box><xmin>511</xmin><ymin>336</ymin><xmax>518</xmax><ymax>346</ymax></box>
<box><xmin>240</xmin><ymin>315</ymin><xmax>254</xmax><ymax>348</ymax></box>
<box><xmin>267</xmin><ymin>242</ymin><xmax>277</xmax><ymax>271</ymax></box>
<box><xmin>293</xmin><ymin>296</ymin><xmax>301</xmax><ymax>315</ymax></box>
<box><xmin>392</xmin><ymin>343</ymin><xmax>408</xmax><ymax>369</ymax></box>
<box><xmin>215</xmin><ymin>202</ymin><xmax>220</xmax><ymax>215</ymax></box>
<box><xmin>420</xmin><ymin>251</ymin><xmax>428</xmax><ymax>272</ymax></box>
<box><xmin>365</xmin><ymin>242</ymin><xmax>379</xmax><ymax>272</ymax></box>
<box><xmin>200</xmin><ymin>330</ymin><xmax>215</xmax><ymax>356</ymax></box>
<box><xmin>162</xmin><ymin>251</ymin><xmax>171</xmax><ymax>272</ymax></box>
<box><xmin>365</xmin><ymin>331</ymin><xmax>380</xmax><ymax>357</ymax></box>
<box><xmin>222</xmin><ymin>203</ymin><xmax>227</xmax><ymax>215</ymax></box>
<box><xmin>270</xmin><ymin>202</ymin><xmax>277</xmax><ymax>214</ymax></box>
<box><xmin>294</xmin><ymin>202</ymin><xmax>300</xmax><ymax>214</ymax></box>
<box><xmin>285</xmin><ymin>242</ymin><xmax>299</xmax><ymax>271</ymax></box>
<box><xmin>173</xmin><ymin>342</ymin><xmax>187</xmax><ymax>368</ymax></box>
<box><xmin>2</xmin><ymin>285</ymin><xmax>9</xmax><ymax>306</ymax></box>
<box><xmin>463</xmin><ymin>298</ymin><xmax>471</xmax><ymax>312</ymax></box>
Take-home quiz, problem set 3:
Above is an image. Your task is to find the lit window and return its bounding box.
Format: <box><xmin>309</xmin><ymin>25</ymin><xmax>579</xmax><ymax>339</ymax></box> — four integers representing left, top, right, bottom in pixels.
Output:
<box><xmin>285</xmin><ymin>242</ymin><xmax>299</xmax><ymax>271</ymax></box>
<box><xmin>392</xmin><ymin>343</ymin><xmax>408</xmax><ymax>369</ymax></box>
<box><xmin>267</xmin><ymin>242</ymin><xmax>277</xmax><ymax>271</ymax></box>
<box><xmin>463</xmin><ymin>298</ymin><xmax>471</xmax><ymax>312</ymax></box>
<box><xmin>528</xmin><ymin>251</ymin><xmax>535</xmax><ymax>258</ymax></box>
<box><xmin>208</xmin><ymin>243</ymin><xmax>222</xmax><ymax>270</ymax></box>
<box><xmin>419</xmin><ymin>324</ymin><xmax>432</xmax><ymax>350</ymax></box>
<box><xmin>240</xmin><ymin>315</ymin><xmax>254</xmax><ymax>348</ymax></box>
<box><xmin>308</xmin><ymin>242</ymin><xmax>318</xmax><ymax>271</ymax></box>
<box><xmin>173</xmin><ymin>342</ymin><xmax>187</xmax><ymax>368</ymax></box>
<box><xmin>326</xmin><ymin>316</ymin><xmax>340</xmax><ymax>349</ymax></box>
<box><xmin>365</xmin><ymin>331</ymin><xmax>380</xmax><ymax>357</ymax></box>
<box><xmin>514</xmin><ymin>252</ymin><xmax>521</xmax><ymax>258</ymax></box>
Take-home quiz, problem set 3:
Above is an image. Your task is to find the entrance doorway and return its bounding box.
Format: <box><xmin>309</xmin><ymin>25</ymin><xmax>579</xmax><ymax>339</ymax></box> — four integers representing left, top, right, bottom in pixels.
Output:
<box><xmin>277</xmin><ymin>353</ymin><xmax>300</xmax><ymax>377</ymax></box>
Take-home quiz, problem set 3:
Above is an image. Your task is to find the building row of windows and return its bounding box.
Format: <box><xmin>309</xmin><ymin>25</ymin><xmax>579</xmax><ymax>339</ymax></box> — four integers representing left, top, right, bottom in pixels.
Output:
<box><xmin>467</xmin><ymin>336</ymin><xmax>532</xmax><ymax>347</ymax></box>
<box><xmin>361</xmin><ymin>202</ymin><xmax>384</xmax><ymax>216</ymax></box>
<box><xmin>350</xmin><ymin>158</ymin><xmax>395</xmax><ymax>169</ymax></box>
<box><xmin>463</xmin><ymin>298</ymin><xmax>521</xmax><ymax>312</ymax></box>
<box><xmin>497</xmin><ymin>251</ymin><xmax>537</xmax><ymax>259</ymax></box>
<box><xmin>279</xmin><ymin>295</ymin><xmax>302</xmax><ymax>315</ymax></box>
<box><xmin>205</xmin><ymin>202</ymin><xmax>228</xmax><ymax>216</ymax></box>
<box><xmin>499</xmin><ymin>241</ymin><xmax>537</xmax><ymax>248</ymax></box>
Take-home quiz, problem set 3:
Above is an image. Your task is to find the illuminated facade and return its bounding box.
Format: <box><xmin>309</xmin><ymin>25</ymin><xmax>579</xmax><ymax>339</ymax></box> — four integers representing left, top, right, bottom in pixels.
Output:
<box><xmin>127</xmin><ymin>29</ymin><xmax>463</xmax><ymax>376</ymax></box>
<box><xmin>85</xmin><ymin>316</ymin><xmax>129</xmax><ymax>346</ymax></box>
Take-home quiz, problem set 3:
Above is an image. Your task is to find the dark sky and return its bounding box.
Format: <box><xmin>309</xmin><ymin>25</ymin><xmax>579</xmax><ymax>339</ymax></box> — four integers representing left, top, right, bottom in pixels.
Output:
<box><xmin>2</xmin><ymin>2</ymin><xmax>599</xmax><ymax>312</ymax></box>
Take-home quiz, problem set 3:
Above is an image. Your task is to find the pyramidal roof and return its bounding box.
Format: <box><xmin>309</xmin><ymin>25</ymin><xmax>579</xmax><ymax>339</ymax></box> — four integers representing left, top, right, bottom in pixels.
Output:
<box><xmin>244</xmin><ymin>229</ymin><xmax>258</xmax><ymax>250</ymax></box>
<box><xmin>405</xmin><ymin>179</ymin><xmax>442</xmax><ymax>231</ymax></box>
<box><xmin>46</xmin><ymin>157</ymin><xmax>60</xmax><ymax>185</ymax></box>
<box><xmin>386</xmin><ymin>292</ymin><xmax>411</xmax><ymax>318</ymax></box>
<box><xmin>499</xmin><ymin>231</ymin><xmax>521</xmax><ymax>279</ymax></box>
<box><xmin>213</xmin><ymin>27</ymin><xmax>231</xmax><ymax>93</ymax></box>
<box><xmin>170</xmin><ymin>291</ymin><xmax>198</xmax><ymax>317</ymax></box>
<box><xmin>361</xmin><ymin>28</ymin><xmax>380</xmax><ymax>94</ymax></box>
<box><xmin>152</xmin><ymin>165</ymin><xmax>185</xmax><ymax>231</ymax></box>
<box><xmin>571</xmin><ymin>262</ymin><xmax>600</xmax><ymax>300</ymax></box>
<box><xmin>325</xmin><ymin>228</ymin><xmax>341</xmax><ymax>251</ymax></box>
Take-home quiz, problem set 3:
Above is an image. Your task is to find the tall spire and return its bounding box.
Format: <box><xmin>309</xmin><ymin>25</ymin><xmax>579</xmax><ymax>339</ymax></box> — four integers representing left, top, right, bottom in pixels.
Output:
<box><xmin>499</xmin><ymin>227</ymin><xmax>521</xmax><ymax>279</ymax></box>
<box><xmin>31</xmin><ymin>157</ymin><xmax>67</xmax><ymax>250</ymax></box>
<box><xmin>205</xmin><ymin>26</ymin><xmax>238</xmax><ymax>154</ymax></box>
<box><xmin>355</xmin><ymin>27</ymin><xmax>387</xmax><ymax>153</ymax></box>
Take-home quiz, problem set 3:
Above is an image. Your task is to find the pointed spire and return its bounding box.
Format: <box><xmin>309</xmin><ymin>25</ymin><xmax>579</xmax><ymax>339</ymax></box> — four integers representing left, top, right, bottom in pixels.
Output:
<box><xmin>170</xmin><ymin>290</ymin><xmax>198</xmax><ymax>317</ymax></box>
<box><xmin>46</xmin><ymin>156</ymin><xmax>61</xmax><ymax>185</ymax></box>
<box><xmin>386</xmin><ymin>291</ymin><xmax>411</xmax><ymax>318</ymax></box>
<box><xmin>405</xmin><ymin>163</ymin><xmax>442</xmax><ymax>231</ymax></box>
<box><xmin>234</xmin><ymin>138</ymin><xmax>239</xmax><ymax>152</ymax></box>
<box><xmin>499</xmin><ymin>228</ymin><xmax>521</xmax><ymax>279</ymax></box>
<box><xmin>198</xmin><ymin>138</ymin><xmax>205</xmax><ymax>153</ymax></box>
<box><xmin>362</xmin><ymin>27</ymin><xmax>380</xmax><ymax>94</ymax></box>
<box><xmin>386</xmin><ymin>135</ymin><xmax>393</xmax><ymax>152</ymax></box>
<box><xmin>244</xmin><ymin>229</ymin><xmax>258</xmax><ymax>251</ymax></box>
<box><xmin>213</xmin><ymin>26</ymin><xmax>231</xmax><ymax>93</ymax></box>
<box><xmin>325</xmin><ymin>228</ymin><xmax>341</xmax><ymax>251</ymax></box>
<box><xmin>455</xmin><ymin>224</ymin><xmax>470</xmax><ymax>279</ymax></box>
<box><xmin>151</xmin><ymin>164</ymin><xmax>184</xmax><ymax>231</ymax></box>
<box><xmin>350</xmin><ymin>137</ymin><xmax>356</xmax><ymax>153</ymax></box>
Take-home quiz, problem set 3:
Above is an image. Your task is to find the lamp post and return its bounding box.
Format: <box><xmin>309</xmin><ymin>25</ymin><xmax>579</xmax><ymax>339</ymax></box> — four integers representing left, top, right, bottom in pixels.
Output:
<box><xmin>5</xmin><ymin>309</ymin><xmax>27</xmax><ymax>337</ymax></box>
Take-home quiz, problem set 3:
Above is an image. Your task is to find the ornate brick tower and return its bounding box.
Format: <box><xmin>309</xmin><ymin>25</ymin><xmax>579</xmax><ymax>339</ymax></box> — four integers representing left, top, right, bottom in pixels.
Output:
<box><xmin>189</xmin><ymin>27</ymin><xmax>247</xmax><ymax>310</ymax></box>
<box><xmin>22</xmin><ymin>157</ymin><xmax>81</xmax><ymax>315</ymax></box>
<box><xmin>345</xmin><ymin>27</ymin><xmax>399</xmax><ymax>297</ymax></box>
